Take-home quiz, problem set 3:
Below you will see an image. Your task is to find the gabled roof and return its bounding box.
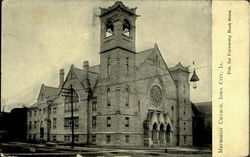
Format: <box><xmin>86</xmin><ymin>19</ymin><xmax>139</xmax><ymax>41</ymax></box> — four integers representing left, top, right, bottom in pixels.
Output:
<box><xmin>72</xmin><ymin>68</ymin><xmax>85</xmax><ymax>82</ymax></box>
<box><xmin>89</xmin><ymin>64</ymin><xmax>100</xmax><ymax>74</ymax></box>
<box><xmin>88</xmin><ymin>72</ymin><xmax>99</xmax><ymax>89</ymax></box>
<box><xmin>135</xmin><ymin>48</ymin><xmax>154</xmax><ymax>68</ymax></box>
<box><xmin>135</xmin><ymin>43</ymin><xmax>177</xmax><ymax>87</ymax></box>
<box><xmin>37</xmin><ymin>84</ymin><xmax>59</xmax><ymax>101</ymax></box>
<box><xmin>136</xmin><ymin>43</ymin><xmax>171</xmax><ymax>70</ymax></box>
<box><xmin>43</xmin><ymin>86</ymin><xmax>59</xmax><ymax>97</ymax></box>
<box><xmin>64</xmin><ymin>65</ymin><xmax>99</xmax><ymax>91</ymax></box>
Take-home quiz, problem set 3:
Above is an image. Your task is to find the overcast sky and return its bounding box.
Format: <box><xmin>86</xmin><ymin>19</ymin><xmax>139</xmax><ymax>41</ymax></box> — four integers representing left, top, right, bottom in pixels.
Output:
<box><xmin>2</xmin><ymin>0</ymin><xmax>211</xmax><ymax>111</ymax></box>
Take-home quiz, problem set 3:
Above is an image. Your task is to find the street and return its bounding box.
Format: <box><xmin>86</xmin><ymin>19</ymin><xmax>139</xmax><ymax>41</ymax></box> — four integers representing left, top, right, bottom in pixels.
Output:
<box><xmin>0</xmin><ymin>142</ymin><xmax>211</xmax><ymax>157</ymax></box>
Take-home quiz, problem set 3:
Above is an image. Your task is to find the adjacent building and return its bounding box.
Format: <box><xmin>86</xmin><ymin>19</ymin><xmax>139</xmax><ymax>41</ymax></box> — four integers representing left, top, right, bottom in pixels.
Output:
<box><xmin>27</xmin><ymin>1</ymin><xmax>195</xmax><ymax>147</ymax></box>
<box><xmin>0</xmin><ymin>108</ymin><xmax>28</xmax><ymax>142</ymax></box>
<box><xmin>192</xmin><ymin>101</ymin><xmax>212</xmax><ymax>146</ymax></box>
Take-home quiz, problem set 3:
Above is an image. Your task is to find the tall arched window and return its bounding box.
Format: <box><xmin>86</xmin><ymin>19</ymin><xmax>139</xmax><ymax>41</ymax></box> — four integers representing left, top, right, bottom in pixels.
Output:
<box><xmin>125</xmin><ymin>87</ymin><xmax>129</xmax><ymax>106</ymax></box>
<box><xmin>184</xmin><ymin>98</ymin><xmax>187</xmax><ymax>115</ymax></box>
<box><xmin>107</xmin><ymin>88</ymin><xmax>111</xmax><ymax>107</ymax></box>
<box><xmin>64</xmin><ymin>88</ymin><xmax>79</xmax><ymax>112</ymax></box>
<box><xmin>105</xmin><ymin>20</ymin><xmax>114</xmax><ymax>37</ymax></box>
<box><xmin>123</xmin><ymin>19</ymin><xmax>131</xmax><ymax>37</ymax></box>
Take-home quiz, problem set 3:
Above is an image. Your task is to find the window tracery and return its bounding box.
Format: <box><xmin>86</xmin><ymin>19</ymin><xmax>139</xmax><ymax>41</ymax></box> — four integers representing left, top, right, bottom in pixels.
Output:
<box><xmin>150</xmin><ymin>85</ymin><xmax>162</xmax><ymax>107</ymax></box>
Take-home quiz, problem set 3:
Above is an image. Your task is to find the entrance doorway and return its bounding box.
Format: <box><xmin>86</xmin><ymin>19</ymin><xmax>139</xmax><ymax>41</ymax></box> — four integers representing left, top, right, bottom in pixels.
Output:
<box><xmin>159</xmin><ymin>124</ymin><xmax>165</xmax><ymax>143</ymax></box>
<box><xmin>40</xmin><ymin>121</ymin><xmax>44</xmax><ymax>139</ymax></box>
<box><xmin>152</xmin><ymin>123</ymin><xmax>158</xmax><ymax>144</ymax></box>
<box><xmin>40</xmin><ymin>127</ymin><xmax>44</xmax><ymax>138</ymax></box>
<box><xmin>166</xmin><ymin>124</ymin><xmax>171</xmax><ymax>143</ymax></box>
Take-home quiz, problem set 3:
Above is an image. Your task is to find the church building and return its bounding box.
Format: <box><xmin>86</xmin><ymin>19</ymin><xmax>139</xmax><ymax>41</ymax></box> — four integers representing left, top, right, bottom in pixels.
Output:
<box><xmin>27</xmin><ymin>1</ymin><xmax>193</xmax><ymax>147</ymax></box>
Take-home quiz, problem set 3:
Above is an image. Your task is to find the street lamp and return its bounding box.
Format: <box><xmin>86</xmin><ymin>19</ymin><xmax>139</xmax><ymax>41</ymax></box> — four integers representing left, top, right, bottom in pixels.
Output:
<box><xmin>190</xmin><ymin>61</ymin><xmax>200</xmax><ymax>89</ymax></box>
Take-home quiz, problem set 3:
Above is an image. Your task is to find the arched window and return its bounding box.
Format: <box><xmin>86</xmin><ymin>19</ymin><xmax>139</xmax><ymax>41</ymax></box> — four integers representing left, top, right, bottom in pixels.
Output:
<box><xmin>125</xmin><ymin>87</ymin><xmax>129</xmax><ymax>106</ymax></box>
<box><xmin>123</xmin><ymin>19</ymin><xmax>131</xmax><ymax>37</ymax></box>
<box><xmin>105</xmin><ymin>20</ymin><xmax>114</xmax><ymax>37</ymax></box>
<box><xmin>64</xmin><ymin>88</ymin><xmax>79</xmax><ymax>112</ymax></box>
<box><xmin>107</xmin><ymin>88</ymin><xmax>111</xmax><ymax>107</ymax></box>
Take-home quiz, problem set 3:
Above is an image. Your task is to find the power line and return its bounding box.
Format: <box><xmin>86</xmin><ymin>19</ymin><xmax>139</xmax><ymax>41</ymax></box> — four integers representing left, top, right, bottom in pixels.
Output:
<box><xmin>90</xmin><ymin>64</ymin><xmax>211</xmax><ymax>89</ymax></box>
<box><xmin>192</xmin><ymin>65</ymin><xmax>211</xmax><ymax>71</ymax></box>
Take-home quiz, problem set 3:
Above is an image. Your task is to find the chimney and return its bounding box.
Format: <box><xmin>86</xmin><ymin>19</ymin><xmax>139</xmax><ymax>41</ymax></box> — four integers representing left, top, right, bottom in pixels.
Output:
<box><xmin>59</xmin><ymin>69</ymin><xmax>64</xmax><ymax>88</ymax></box>
<box><xmin>83</xmin><ymin>61</ymin><xmax>89</xmax><ymax>79</ymax></box>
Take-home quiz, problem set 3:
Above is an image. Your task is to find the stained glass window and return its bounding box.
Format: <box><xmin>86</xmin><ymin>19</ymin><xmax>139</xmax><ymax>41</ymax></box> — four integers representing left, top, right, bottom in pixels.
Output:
<box><xmin>150</xmin><ymin>85</ymin><xmax>162</xmax><ymax>107</ymax></box>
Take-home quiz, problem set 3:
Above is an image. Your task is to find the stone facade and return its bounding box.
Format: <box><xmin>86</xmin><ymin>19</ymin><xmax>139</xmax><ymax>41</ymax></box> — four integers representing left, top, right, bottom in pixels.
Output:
<box><xmin>26</xmin><ymin>1</ymin><xmax>193</xmax><ymax>147</ymax></box>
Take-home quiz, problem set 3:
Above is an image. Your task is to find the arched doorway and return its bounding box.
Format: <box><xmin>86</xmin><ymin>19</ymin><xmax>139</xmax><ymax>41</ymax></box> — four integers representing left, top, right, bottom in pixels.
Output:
<box><xmin>159</xmin><ymin>124</ymin><xmax>165</xmax><ymax>144</ymax></box>
<box><xmin>166</xmin><ymin>124</ymin><xmax>171</xmax><ymax>143</ymax></box>
<box><xmin>152</xmin><ymin>123</ymin><xmax>158</xmax><ymax>144</ymax></box>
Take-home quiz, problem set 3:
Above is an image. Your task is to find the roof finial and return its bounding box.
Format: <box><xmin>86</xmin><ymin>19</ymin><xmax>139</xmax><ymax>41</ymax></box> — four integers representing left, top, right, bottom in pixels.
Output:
<box><xmin>154</xmin><ymin>43</ymin><xmax>158</xmax><ymax>49</ymax></box>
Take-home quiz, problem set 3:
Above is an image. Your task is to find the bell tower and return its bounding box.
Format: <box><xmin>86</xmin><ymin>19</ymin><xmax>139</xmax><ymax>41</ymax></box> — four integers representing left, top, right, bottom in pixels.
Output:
<box><xmin>99</xmin><ymin>1</ymin><xmax>138</xmax><ymax>53</ymax></box>
<box><xmin>96</xmin><ymin>2</ymin><xmax>139</xmax><ymax>146</ymax></box>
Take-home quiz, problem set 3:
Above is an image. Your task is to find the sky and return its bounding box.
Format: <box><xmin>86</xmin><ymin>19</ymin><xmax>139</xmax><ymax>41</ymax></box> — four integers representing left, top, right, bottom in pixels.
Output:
<box><xmin>2</xmin><ymin>0</ymin><xmax>211</xmax><ymax>111</ymax></box>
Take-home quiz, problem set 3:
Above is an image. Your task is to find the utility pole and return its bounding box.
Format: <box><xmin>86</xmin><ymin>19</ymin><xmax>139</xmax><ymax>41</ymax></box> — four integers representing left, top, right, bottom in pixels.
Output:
<box><xmin>86</xmin><ymin>89</ymin><xmax>90</xmax><ymax>144</ymax></box>
<box><xmin>61</xmin><ymin>84</ymin><xmax>74</xmax><ymax>147</ymax></box>
<box><xmin>47</xmin><ymin>100</ymin><xmax>52</xmax><ymax>142</ymax></box>
<box><xmin>70</xmin><ymin>85</ymin><xmax>74</xmax><ymax>147</ymax></box>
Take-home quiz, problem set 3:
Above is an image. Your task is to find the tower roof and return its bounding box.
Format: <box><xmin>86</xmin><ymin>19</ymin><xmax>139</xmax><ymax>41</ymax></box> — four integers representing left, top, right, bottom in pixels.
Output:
<box><xmin>169</xmin><ymin>62</ymin><xmax>189</xmax><ymax>73</ymax></box>
<box><xmin>99</xmin><ymin>1</ymin><xmax>138</xmax><ymax>17</ymax></box>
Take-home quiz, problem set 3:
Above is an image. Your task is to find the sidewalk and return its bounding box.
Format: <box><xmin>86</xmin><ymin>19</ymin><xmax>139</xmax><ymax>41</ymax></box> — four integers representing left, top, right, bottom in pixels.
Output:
<box><xmin>53</xmin><ymin>143</ymin><xmax>211</xmax><ymax>154</ymax></box>
<box><xmin>4</xmin><ymin>142</ymin><xmax>211</xmax><ymax>155</ymax></box>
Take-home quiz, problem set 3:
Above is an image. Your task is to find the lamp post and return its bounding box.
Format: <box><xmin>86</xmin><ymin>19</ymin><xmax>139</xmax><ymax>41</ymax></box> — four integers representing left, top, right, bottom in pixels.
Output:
<box><xmin>190</xmin><ymin>61</ymin><xmax>200</xmax><ymax>89</ymax></box>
